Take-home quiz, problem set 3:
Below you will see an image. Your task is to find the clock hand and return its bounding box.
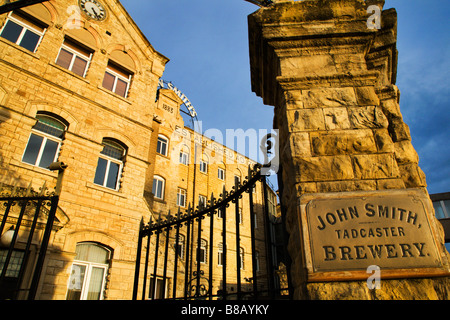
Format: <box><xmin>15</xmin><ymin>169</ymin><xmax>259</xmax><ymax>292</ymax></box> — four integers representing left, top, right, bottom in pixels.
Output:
<box><xmin>92</xmin><ymin>7</ymin><xmax>100</xmax><ymax>18</ymax></box>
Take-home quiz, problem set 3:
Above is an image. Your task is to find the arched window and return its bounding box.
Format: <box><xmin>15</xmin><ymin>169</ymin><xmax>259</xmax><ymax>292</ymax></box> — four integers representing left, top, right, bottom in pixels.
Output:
<box><xmin>196</xmin><ymin>239</ymin><xmax>207</xmax><ymax>264</ymax></box>
<box><xmin>175</xmin><ymin>234</ymin><xmax>185</xmax><ymax>259</ymax></box>
<box><xmin>156</xmin><ymin>134</ymin><xmax>169</xmax><ymax>156</ymax></box>
<box><xmin>152</xmin><ymin>175</ymin><xmax>165</xmax><ymax>200</ymax></box>
<box><xmin>94</xmin><ymin>138</ymin><xmax>127</xmax><ymax>191</ymax></box>
<box><xmin>66</xmin><ymin>242</ymin><xmax>112</xmax><ymax>300</ymax></box>
<box><xmin>22</xmin><ymin>113</ymin><xmax>67</xmax><ymax>169</ymax></box>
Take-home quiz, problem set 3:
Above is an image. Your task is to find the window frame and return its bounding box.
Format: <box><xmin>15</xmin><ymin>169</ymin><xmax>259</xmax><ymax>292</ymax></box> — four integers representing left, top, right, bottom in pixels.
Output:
<box><xmin>179</xmin><ymin>151</ymin><xmax>189</xmax><ymax>165</ymax></box>
<box><xmin>199</xmin><ymin>160</ymin><xmax>208</xmax><ymax>174</ymax></box>
<box><xmin>156</xmin><ymin>135</ymin><xmax>169</xmax><ymax>157</ymax></box>
<box><xmin>66</xmin><ymin>243</ymin><xmax>111</xmax><ymax>301</ymax></box>
<box><xmin>0</xmin><ymin>11</ymin><xmax>46</xmax><ymax>53</ymax></box>
<box><xmin>102</xmin><ymin>62</ymin><xmax>133</xmax><ymax>98</ymax></box>
<box><xmin>152</xmin><ymin>175</ymin><xmax>165</xmax><ymax>200</ymax></box>
<box><xmin>93</xmin><ymin>139</ymin><xmax>126</xmax><ymax>191</ymax></box>
<box><xmin>22</xmin><ymin>114</ymin><xmax>66</xmax><ymax>170</ymax></box>
<box><xmin>177</xmin><ymin>187</ymin><xmax>187</xmax><ymax>208</ymax></box>
<box><xmin>56</xmin><ymin>39</ymin><xmax>93</xmax><ymax>77</ymax></box>
<box><xmin>218</xmin><ymin>167</ymin><xmax>225</xmax><ymax>180</ymax></box>
<box><xmin>196</xmin><ymin>239</ymin><xmax>207</xmax><ymax>264</ymax></box>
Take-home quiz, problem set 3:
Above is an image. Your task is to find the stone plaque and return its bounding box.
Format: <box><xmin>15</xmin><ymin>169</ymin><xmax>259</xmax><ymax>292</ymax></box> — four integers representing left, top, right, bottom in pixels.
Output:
<box><xmin>301</xmin><ymin>189</ymin><xmax>443</xmax><ymax>274</ymax></box>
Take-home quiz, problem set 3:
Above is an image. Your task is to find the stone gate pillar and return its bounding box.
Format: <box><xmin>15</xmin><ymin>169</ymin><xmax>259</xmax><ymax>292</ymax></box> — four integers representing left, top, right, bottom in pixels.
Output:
<box><xmin>248</xmin><ymin>0</ymin><xmax>450</xmax><ymax>299</ymax></box>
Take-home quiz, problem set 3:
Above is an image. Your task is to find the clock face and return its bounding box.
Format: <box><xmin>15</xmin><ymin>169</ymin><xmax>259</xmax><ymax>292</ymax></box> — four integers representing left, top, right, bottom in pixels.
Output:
<box><xmin>79</xmin><ymin>0</ymin><xmax>107</xmax><ymax>21</ymax></box>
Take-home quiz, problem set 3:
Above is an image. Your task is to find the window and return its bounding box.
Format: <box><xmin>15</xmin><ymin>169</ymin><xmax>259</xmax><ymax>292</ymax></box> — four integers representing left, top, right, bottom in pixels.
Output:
<box><xmin>198</xmin><ymin>195</ymin><xmax>207</xmax><ymax>209</ymax></box>
<box><xmin>22</xmin><ymin>114</ymin><xmax>66</xmax><ymax>169</ymax></box>
<box><xmin>156</xmin><ymin>135</ymin><xmax>168</xmax><ymax>156</ymax></box>
<box><xmin>238</xmin><ymin>208</ymin><xmax>242</xmax><ymax>225</ymax></box>
<box><xmin>217</xmin><ymin>207</ymin><xmax>224</xmax><ymax>219</ymax></box>
<box><xmin>196</xmin><ymin>239</ymin><xmax>207</xmax><ymax>264</ymax></box>
<box><xmin>94</xmin><ymin>139</ymin><xmax>126</xmax><ymax>191</ymax></box>
<box><xmin>152</xmin><ymin>175</ymin><xmax>165</xmax><ymax>200</ymax></box>
<box><xmin>102</xmin><ymin>61</ymin><xmax>132</xmax><ymax>98</ymax></box>
<box><xmin>218</xmin><ymin>242</ymin><xmax>224</xmax><ymax>266</ymax></box>
<box><xmin>0</xmin><ymin>249</ymin><xmax>25</xmax><ymax>299</ymax></box>
<box><xmin>218</xmin><ymin>168</ymin><xmax>225</xmax><ymax>180</ymax></box>
<box><xmin>175</xmin><ymin>234</ymin><xmax>185</xmax><ymax>259</ymax></box>
<box><xmin>177</xmin><ymin>188</ymin><xmax>186</xmax><ymax>207</ymax></box>
<box><xmin>0</xmin><ymin>11</ymin><xmax>46</xmax><ymax>53</ymax></box>
<box><xmin>234</xmin><ymin>175</ymin><xmax>241</xmax><ymax>186</ymax></box>
<box><xmin>433</xmin><ymin>200</ymin><xmax>450</xmax><ymax>220</ymax></box>
<box><xmin>239</xmin><ymin>247</ymin><xmax>244</xmax><ymax>270</ymax></box>
<box><xmin>199</xmin><ymin>160</ymin><xmax>208</xmax><ymax>174</ymax></box>
<box><xmin>179</xmin><ymin>151</ymin><xmax>189</xmax><ymax>165</ymax></box>
<box><xmin>56</xmin><ymin>38</ymin><xmax>93</xmax><ymax>77</ymax></box>
<box><xmin>66</xmin><ymin>243</ymin><xmax>111</xmax><ymax>300</ymax></box>
<box><xmin>149</xmin><ymin>276</ymin><xmax>167</xmax><ymax>300</ymax></box>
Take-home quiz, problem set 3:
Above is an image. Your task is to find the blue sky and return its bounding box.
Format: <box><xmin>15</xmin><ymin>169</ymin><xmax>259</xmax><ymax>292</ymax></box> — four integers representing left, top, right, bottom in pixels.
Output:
<box><xmin>120</xmin><ymin>0</ymin><xmax>449</xmax><ymax>195</ymax></box>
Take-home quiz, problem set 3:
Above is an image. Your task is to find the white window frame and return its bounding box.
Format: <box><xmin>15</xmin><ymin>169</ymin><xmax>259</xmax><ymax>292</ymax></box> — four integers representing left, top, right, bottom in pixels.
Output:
<box><xmin>94</xmin><ymin>140</ymin><xmax>126</xmax><ymax>191</ymax></box>
<box><xmin>67</xmin><ymin>260</ymin><xmax>108</xmax><ymax>300</ymax></box>
<box><xmin>197</xmin><ymin>239</ymin><xmax>207</xmax><ymax>264</ymax></box>
<box><xmin>94</xmin><ymin>154</ymin><xmax>123</xmax><ymax>191</ymax></box>
<box><xmin>22</xmin><ymin>115</ymin><xmax>65</xmax><ymax>169</ymax></box>
<box><xmin>177</xmin><ymin>188</ymin><xmax>186</xmax><ymax>207</ymax></box>
<box><xmin>148</xmin><ymin>276</ymin><xmax>168</xmax><ymax>300</ymax></box>
<box><xmin>23</xmin><ymin>131</ymin><xmax>62</xmax><ymax>168</ymax></box>
<box><xmin>198</xmin><ymin>195</ymin><xmax>207</xmax><ymax>209</ymax></box>
<box><xmin>199</xmin><ymin>160</ymin><xmax>208</xmax><ymax>174</ymax></box>
<box><xmin>156</xmin><ymin>135</ymin><xmax>169</xmax><ymax>156</ymax></box>
<box><xmin>0</xmin><ymin>12</ymin><xmax>46</xmax><ymax>53</ymax></box>
<box><xmin>152</xmin><ymin>175</ymin><xmax>165</xmax><ymax>200</ymax></box>
<box><xmin>217</xmin><ymin>242</ymin><xmax>224</xmax><ymax>266</ymax></box>
<box><xmin>104</xmin><ymin>65</ymin><xmax>132</xmax><ymax>98</ymax></box>
<box><xmin>218</xmin><ymin>167</ymin><xmax>225</xmax><ymax>180</ymax></box>
<box><xmin>56</xmin><ymin>40</ymin><xmax>93</xmax><ymax>77</ymax></box>
<box><xmin>179</xmin><ymin>151</ymin><xmax>189</xmax><ymax>165</ymax></box>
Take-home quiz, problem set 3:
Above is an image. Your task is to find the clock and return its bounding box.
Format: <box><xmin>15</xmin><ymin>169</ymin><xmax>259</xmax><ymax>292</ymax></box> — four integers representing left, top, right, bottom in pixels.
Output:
<box><xmin>79</xmin><ymin>0</ymin><xmax>107</xmax><ymax>21</ymax></box>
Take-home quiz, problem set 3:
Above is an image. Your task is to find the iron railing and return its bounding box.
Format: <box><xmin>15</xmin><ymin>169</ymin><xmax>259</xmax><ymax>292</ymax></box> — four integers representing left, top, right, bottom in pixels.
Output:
<box><xmin>133</xmin><ymin>164</ymin><xmax>289</xmax><ymax>300</ymax></box>
<box><xmin>0</xmin><ymin>182</ymin><xmax>59</xmax><ymax>300</ymax></box>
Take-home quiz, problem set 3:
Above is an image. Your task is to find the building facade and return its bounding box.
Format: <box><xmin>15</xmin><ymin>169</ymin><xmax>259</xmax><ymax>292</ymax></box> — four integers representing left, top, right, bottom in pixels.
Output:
<box><xmin>0</xmin><ymin>0</ymin><xmax>276</xmax><ymax>300</ymax></box>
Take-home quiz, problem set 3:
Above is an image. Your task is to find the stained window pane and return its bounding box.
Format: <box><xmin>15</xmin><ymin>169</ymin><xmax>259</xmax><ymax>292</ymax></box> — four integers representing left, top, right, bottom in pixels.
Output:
<box><xmin>72</xmin><ymin>56</ymin><xmax>88</xmax><ymax>77</ymax></box>
<box><xmin>22</xmin><ymin>134</ymin><xmax>43</xmax><ymax>165</ymax></box>
<box><xmin>0</xmin><ymin>20</ymin><xmax>22</xmax><ymax>43</ymax></box>
<box><xmin>94</xmin><ymin>158</ymin><xmax>107</xmax><ymax>186</ymax></box>
<box><xmin>106</xmin><ymin>162</ymin><xmax>120</xmax><ymax>190</ymax></box>
<box><xmin>56</xmin><ymin>48</ymin><xmax>73</xmax><ymax>69</ymax></box>
<box><xmin>19</xmin><ymin>29</ymin><xmax>40</xmax><ymax>52</ymax></box>
<box><xmin>114</xmin><ymin>78</ymin><xmax>128</xmax><ymax>97</ymax></box>
<box><xmin>38</xmin><ymin>139</ymin><xmax>59</xmax><ymax>169</ymax></box>
<box><xmin>102</xmin><ymin>72</ymin><xmax>115</xmax><ymax>91</ymax></box>
<box><xmin>66</xmin><ymin>264</ymin><xmax>86</xmax><ymax>300</ymax></box>
<box><xmin>86</xmin><ymin>267</ymin><xmax>105</xmax><ymax>300</ymax></box>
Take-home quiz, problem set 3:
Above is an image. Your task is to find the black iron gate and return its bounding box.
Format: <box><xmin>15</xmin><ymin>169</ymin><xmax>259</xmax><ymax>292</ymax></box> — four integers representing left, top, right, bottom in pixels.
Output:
<box><xmin>133</xmin><ymin>164</ymin><xmax>289</xmax><ymax>300</ymax></box>
<box><xmin>0</xmin><ymin>183</ymin><xmax>59</xmax><ymax>300</ymax></box>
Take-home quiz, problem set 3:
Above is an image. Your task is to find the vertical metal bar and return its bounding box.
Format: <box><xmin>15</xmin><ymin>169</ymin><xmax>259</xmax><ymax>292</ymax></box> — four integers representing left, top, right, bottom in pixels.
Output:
<box><xmin>0</xmin><ymin>199</ymin><xmax>28</xmax><ymax>285</ymax></box>
<box><xmin>248</xmin><ymin>185</ymin><xmax>258</xmax><ymax>299</ymax></box>
<box><xmin>28</xmin><ymin>195</ymin><xmax>59</xmax><ymax>300</ymax></box>
<box><xmin>173</xmin><ymin>211</ymin><xmax>181</xmax><ymax>299</ymax></box>
<box><xmin>141</xmin><ymin>222</ymin><xmax>152</xmax><ymax>300</ymax></box>
<box><xmin>196</xmin><ymin>215</ymin><xmax>202</xmax><ymax>297</ymax></box>
<box><xmin>16</xmin><ymin>199</ymin><xmax>44</xmax><ymax>299</ymax></box>
<box><xmin>221</xmin><ymin>204</ymin><xmax>227</xmax><ymax>300</ymax></box>
<box><xmin>150</xmin><ymin>228</ymin><xmax>160</xmax><ymax>300</ymax></box>
<box><xmin>0</xmin><ymin>199</ymin><xmax>13</xmax><ymax>236</ymax></box>
<box><xmin>235</xmin><ymin>194</ymin><xmax>241</xmax><ymax>300</ymax></box>
<box><xmin>208</xmin><ymin>207</ymin><xmax>214</xmax><ymax>300</ymax></box>
<box><xmin>132</xmin><ymin>218</ymin><xmax>144</xmax><ymax>300</ymax></box>
<box><xmin>262</xmin><ymin>176</ymin><xmax>275</xmax><ymax>299</ymax></box>
<box><xmin>162</xmin><ymin>225</ymin><xmax>170</xmax><ymax>300</ymax></box>
<box><xmin>184</xmin><ymin>218</ymin><xmax>191</xmax><ymax>299</ymax></box>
